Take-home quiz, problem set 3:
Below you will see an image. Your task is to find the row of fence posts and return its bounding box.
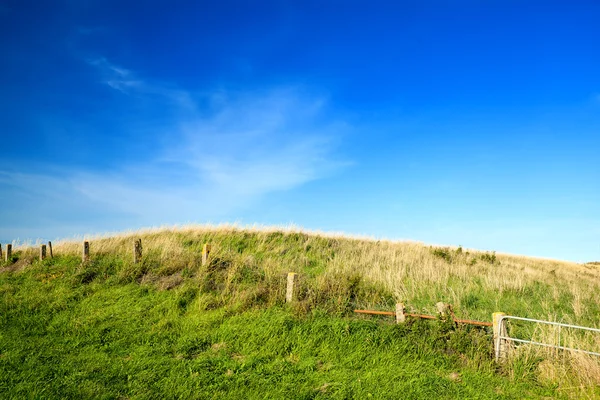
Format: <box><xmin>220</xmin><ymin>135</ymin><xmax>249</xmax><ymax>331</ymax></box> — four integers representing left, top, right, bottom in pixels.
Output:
<box><xmin>1</xmin><ymin>240</ymin><xmax>213</xmax><ymax>267</ymax></box>
<box><xmin>1</xmin><ymin>242</ymin><xmax>54</xmax><ymax>263</ymax></box>
<box><xmin>2</xmin><ymin>245</ymin><xmax>510</xmax><ymax>361</ymax></box>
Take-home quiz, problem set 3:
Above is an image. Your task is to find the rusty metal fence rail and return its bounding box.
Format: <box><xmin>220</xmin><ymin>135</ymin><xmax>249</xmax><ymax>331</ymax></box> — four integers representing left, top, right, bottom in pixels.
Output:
<box><xmin>353</xmin><ymin>308</ymin><xmax>492</xmax><ymax>327</ymax></box>
<box><xmin>353</xmin><ymin>305</ymin><xmax>600</xmax><ymax>362</ymax></box>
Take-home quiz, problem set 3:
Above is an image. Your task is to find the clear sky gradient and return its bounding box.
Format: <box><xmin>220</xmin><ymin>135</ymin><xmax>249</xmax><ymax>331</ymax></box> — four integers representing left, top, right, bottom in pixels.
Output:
<box><xmin>1</xmin><ymin>1</ymin><xmax>599</xmax><ymax>262</ymax></box>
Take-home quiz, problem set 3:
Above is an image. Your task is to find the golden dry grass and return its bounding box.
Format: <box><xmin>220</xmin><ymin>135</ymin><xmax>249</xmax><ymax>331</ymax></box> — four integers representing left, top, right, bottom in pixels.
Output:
<box><xmin>24</xmin><ymin>223</ymin><xmax>600</xmax><ymax>318</ymax></box>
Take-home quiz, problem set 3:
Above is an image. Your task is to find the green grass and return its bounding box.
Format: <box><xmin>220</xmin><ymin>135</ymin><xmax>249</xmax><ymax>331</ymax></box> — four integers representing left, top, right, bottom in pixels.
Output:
<box><xmin>1</xmin><ymin>227</ymin><xmax>599</xmax><ymax>398</ymax></box>
<box><xmin>0</xmin><ymin>275</ymin><xmax>554</xmax><ymax>399</ymax></box>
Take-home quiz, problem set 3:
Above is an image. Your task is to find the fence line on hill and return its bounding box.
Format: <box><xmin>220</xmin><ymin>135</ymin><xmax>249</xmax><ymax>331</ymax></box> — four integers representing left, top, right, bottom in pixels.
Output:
<box><xmin>351</xmin><ymin>305</ymin><xmax>600</xmax><ymax>361</ymax></box>
<box><xmin>2</xmin><ymin>239</ymin><xmax>599</xmax><ymax>362</ymax></box>
<box><xmin>1</xmin><ymin>238</ymin><xmax>213</xmax><ymax>265</ymax></box>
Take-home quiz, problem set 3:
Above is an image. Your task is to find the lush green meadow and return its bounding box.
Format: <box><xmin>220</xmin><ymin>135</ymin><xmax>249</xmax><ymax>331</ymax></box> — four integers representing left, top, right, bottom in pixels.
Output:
<box><xmin>1</xmin><ymin>226</ymin><xmax>599</xmax><ymax>398</ymax></box>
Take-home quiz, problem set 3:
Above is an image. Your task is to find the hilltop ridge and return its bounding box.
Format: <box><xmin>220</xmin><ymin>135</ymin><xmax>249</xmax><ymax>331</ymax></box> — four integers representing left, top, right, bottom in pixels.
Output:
<box><xmin>4</xmin><ymin>224</ymin><xmax>599</xmax><ymax>323</ymax></box>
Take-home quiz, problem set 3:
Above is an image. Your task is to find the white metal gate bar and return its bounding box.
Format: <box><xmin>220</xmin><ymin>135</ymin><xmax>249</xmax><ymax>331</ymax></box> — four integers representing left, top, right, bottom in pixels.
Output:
<box><xmin>496</xmin><ymin>315</ymin><xmax>600</xmax><ymax>359</ymax></box>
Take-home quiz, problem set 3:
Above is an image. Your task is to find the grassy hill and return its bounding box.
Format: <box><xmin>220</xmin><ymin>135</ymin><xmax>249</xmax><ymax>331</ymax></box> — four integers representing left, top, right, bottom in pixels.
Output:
<box><xmin>1</xmin><ymin>225</ymin><xmax>599</xmax><ymax>398</ymax></box>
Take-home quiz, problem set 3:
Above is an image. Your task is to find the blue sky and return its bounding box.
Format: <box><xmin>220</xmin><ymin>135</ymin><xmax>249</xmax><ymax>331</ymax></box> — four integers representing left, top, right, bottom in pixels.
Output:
<box><xmin>1</xmin><ymin>1</ymin><xmax>599</xmax><ymax>262</ymax></box>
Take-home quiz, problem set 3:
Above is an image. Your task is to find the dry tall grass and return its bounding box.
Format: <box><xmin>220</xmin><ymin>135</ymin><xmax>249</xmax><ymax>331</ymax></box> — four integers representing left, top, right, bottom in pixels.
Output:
<box><xmin>26</xmin><ymin>223</ymin><xmax>600</xmax><ymax>320</ymax></box>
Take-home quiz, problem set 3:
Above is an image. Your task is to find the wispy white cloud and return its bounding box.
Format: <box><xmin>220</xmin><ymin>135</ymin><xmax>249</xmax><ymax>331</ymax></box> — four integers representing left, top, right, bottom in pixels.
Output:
<box><xmin>87</xmin><ymin>58</ymin><xmax>139</xmax><ymax>93</ymax></box>
<box><xmin>0</xmin><ymin>170</ymin><xmax>133</xmax><ymax>240</ymax></box>
<box><xmin>87</xmin><ymin>58</ymin><xmax>195</xmax><ymax>110</ymax></box>
<box><xmin>0</xmin><ymin>59</ymin><xmax>349</xmax><ymax>239</ymax></box>
<box><xmin>170</xmin><ymin>87</ymin><xmax>346</xmax><ymax>197</ymax></box>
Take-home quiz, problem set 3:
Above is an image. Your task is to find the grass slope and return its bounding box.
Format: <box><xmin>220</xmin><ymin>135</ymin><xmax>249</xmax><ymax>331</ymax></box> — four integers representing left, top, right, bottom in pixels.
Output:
<box><xmin>1</xmin><ymin>226</ymin><xmax>599</xmax><ymax>398</ymax></box>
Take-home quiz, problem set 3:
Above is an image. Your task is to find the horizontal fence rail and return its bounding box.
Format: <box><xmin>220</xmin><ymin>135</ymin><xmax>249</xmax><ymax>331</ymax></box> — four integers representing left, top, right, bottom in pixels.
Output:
<box><xmin>354</xmin><ymin>308</ymin><xmax>493</xmax><ymax>327</ymax></box>
<box><xmin>496</xmin><ymin>315</ymin><xmax>600</xmax><ymax>359</ymax></box>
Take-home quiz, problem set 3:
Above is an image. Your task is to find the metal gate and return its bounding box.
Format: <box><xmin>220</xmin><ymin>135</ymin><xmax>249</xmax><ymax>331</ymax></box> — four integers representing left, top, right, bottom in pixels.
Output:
<box><xmin>495</xmin><ymin>314</ymin><xmax>600</xmax><ymax>360</ymax></box>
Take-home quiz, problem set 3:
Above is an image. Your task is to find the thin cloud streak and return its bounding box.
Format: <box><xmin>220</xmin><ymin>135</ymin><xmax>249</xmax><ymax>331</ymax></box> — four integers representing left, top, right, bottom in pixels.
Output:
<box><xmin>87</xmin><ymin>58</ymin><xmax>196</xmax><ymax>110</ymax></box>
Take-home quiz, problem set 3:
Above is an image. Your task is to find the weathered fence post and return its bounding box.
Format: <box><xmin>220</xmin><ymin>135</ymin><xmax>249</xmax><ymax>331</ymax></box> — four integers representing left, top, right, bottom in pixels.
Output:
<box><xmin>48</xmin><ymin>241</ymin><xmax>53</xmax><ymax>258</ymax></box>
<box><xmin>202</xmin><ymin>244</ymin><xmax>211</xmax><ymax>266</ymax></box>
<box><xmin>0</xmin><ymin>244</ymin><xmax>2</xmax><ymax>261</ymax></box>
<box><xmin>286</xmin><ymin>272</ymin><xmax>298</xmax><ymax>303</ymax></box>
<box><xmin>395</xmin><ymin>303</ymin><xmax>406</xmax><ymax>323</ymax></box>
<box><xmin>436</xmin><ymin>302</ymin><xmax>449</xmax><ymax>319</ymax></box>
<box><xmin>5</xmin><ymin>244</ymin><xmax>12</xmax><ymax>262</ymax></box>
<box><xmin>493</xmin><ymin>312</ymin><xmax>508</xmax><ymax>361</ymax></box>
<box><xmin>134</xmin><ymin>239</ymin><xmax>142</xmax><ymax>264</ymax></box>
<box><xmin>82</xmin><ymin>241</ymin><xmax>90</xmax><ymax>263</ymax></box>
<box><xmin>40</xmin><ymin>244</ymin><xmax>47</xmax><ymax>261</ymax></box>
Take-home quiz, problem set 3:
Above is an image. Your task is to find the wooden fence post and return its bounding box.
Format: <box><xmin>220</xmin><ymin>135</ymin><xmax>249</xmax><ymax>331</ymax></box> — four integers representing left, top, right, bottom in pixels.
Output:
<box><xmin>493</xmin><ymin>312</ymin><xmax>508</xmax><ymax>361</ymax></box>
<box><xmin>202</xmin><ymin>244</ymin><xmax>211</xmax><ymax>266</ymax></box>
<box><xmin>82</xmin><ymin>241</ymin><xmax>90</xmax><ymax>263</ymax></box>
<box><xmin>396</xmin><ymin>303</ymin><xmax>406</xmax><ymax>323</ymax></box>
<box><xmin>0</xmin><ymin>244</ymin><xmax>2</xmax><ymax>261</ymax></box>
<box><xmin>436</xmin><ymin>302</ymin><xmax>449</xmax><ymax>319</ymax></box>
<box><xmin>40</xmin><ymin>245</ymin><xmax>47</xmax><ymax>261</ymax></box>
<box><xmin>48</xmin><ymin>241</ymin><xmax>53</xmax><ymax>258</ymax></box>
<box><xmin>5</xmin><ymin>244</ymin><xmax>11</xmax><ymax>262</ymax></box>
<box><xmin>134</xmin><ymin>239</ymin><xmax>142</xmax><ymax>264</ymax></box>
<box><xmin>286</xmin><ymin>272</ymin><xmax>298</xmax><ymax>303</ymax></box>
